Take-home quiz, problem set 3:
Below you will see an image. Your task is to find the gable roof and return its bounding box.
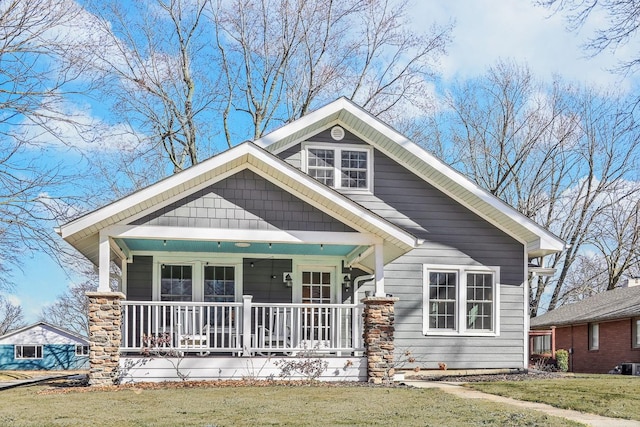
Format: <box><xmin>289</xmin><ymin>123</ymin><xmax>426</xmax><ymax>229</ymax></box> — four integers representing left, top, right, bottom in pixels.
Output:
<box><xmin>0</xmin><ymin>322</ymin><xmax>88</xmax><ymax>344</ymax></box>
<box><xmin>58</xmin><ymin>142</ymin><xmax>420</xmax><ymax>269</ymax></box>
<box><xmin>530</xmin><ymin>286</ymin><xmax>640</xmax><ymax>329</ymax></box>
<box><xmin>256</xmin><ymin>97</ymin><xmax>565</xmax><ymax>257</ymax></box>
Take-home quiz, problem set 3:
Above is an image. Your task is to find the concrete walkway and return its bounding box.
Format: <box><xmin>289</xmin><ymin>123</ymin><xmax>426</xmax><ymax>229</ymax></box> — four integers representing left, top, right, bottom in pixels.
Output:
<box><xmin>405</xmin><ymin>380</ymin><xmax>640</xmax><ymax>427</ymax></box>
<box><xmin>0</xmin><ymin>373</ymin><xmax>79</xmax><ymax>391</ymax></box>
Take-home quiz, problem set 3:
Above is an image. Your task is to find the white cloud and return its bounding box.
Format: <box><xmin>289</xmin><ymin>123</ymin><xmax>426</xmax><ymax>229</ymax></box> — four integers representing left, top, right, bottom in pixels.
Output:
<box><xmin>411</xmin><ymin>1</ymin><xmax>635</xmax><ymax>90</ymax></box>
<box><xmin>13</xmin><ymin>97</ymin><xmax>148</xmax><ymax>152</ymax></box>
<box><xmin>4</xmin><ymin>294</ymin><xmax>21</xmax><ymax>306</ymax></box>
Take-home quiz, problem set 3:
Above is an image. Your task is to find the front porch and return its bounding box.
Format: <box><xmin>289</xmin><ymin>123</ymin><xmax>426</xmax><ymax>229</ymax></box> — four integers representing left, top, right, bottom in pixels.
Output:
<box><xmin>121</xmin><ymin>298</ymin><xmax>363</xmax><ymax>357</ymax></box>
<box><xmin>118</xmin><ymin>298</ymin><xmax>366</xmax><ymax>382</ymax></box>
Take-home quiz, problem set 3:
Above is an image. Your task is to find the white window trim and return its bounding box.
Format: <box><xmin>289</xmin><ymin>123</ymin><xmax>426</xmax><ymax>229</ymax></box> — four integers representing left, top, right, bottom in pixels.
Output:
<box><xmin>15</xmin><ymin>345</ymin><xmax>43</xmax><ymax>360</ymax></box>
<box><xmin>302</xmin><ymin>142</ymin><xmax>374</xmax><ymax>193</ymax></box>
<box><xmin>422</xmin><ymin>264</ymin><xmax>500</xmax><ymax>337</ymax></box>
<box><xmin>152</xmin><ymin>255</ymin><xmax>244</xmax><ymax>302</ymax></box>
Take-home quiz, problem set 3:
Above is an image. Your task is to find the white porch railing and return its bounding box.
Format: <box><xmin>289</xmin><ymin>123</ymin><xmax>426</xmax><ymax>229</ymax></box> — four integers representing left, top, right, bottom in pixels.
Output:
<box><xmin>121</xmin><ymin>297</ymin><xmax>363</xmax><ymax>356</ymax></box>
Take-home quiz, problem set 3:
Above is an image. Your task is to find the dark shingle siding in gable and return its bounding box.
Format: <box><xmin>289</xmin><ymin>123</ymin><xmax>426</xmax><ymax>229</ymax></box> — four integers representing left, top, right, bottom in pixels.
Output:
<box><xmin>130</xmin><ymin>169</ymin><xmax>353</xmax><ymax>233</ymax></box>
<box><xmin>531</xmin><ymin>286</ymin><xmax>640</xmax><ymax>328</ymax></box>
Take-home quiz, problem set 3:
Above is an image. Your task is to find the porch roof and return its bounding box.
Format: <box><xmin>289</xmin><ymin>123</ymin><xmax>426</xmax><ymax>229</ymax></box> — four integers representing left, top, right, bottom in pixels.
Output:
<box><xmin>256</xmin><ymin>97</ymin><xmax>565</xmax><ymax>258</ymax></box>
<box><xmin>58</xmin><ymin>142</ymin><xmax>420</xmax><ymax>270</ymax></box>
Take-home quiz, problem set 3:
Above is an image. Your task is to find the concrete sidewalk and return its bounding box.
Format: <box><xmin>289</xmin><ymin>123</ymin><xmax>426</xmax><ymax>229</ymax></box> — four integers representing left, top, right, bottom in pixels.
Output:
<box><xmin>405</xmin><ymin>380</ymin><xmax>640</xmax><ymax>427</ymax></box>
<box><xmin>0</xmin><ymin>373</ymin><xmax>80</xmax><ymax>391</ymax></box>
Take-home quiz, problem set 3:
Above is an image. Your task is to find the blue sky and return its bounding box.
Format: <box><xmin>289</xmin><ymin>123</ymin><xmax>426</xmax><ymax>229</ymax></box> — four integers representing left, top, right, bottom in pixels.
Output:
<box><xmin>7</xmin><ymin>0</ymin><xmax>638</xmax><ymax>323</ymax></box>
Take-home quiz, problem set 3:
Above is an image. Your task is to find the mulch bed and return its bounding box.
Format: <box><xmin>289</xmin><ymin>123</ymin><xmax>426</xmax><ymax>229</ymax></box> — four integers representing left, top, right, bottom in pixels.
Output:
<box><xmin>36</xmin><ymin>376</ymin><xmax>405</xmax><ymax>394</ymax></box>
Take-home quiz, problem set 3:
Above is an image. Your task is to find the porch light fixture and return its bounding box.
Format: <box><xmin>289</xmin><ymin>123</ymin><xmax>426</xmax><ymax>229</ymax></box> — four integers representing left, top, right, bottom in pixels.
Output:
<box><xmin>320</xmin><ymin>244</ymin><xmax>324</xmax><ymax>251</ymax></box>
<box><xmin>163</xmin><ymin>240</ymin><xmax>167</xmax><ymax>246</ymax></box>
<box><xmin>283</xmin><ymin>272</ymin><xmax>293</xmax><ymax>287</ymax></box>
<box><xmin>217</xmin><ymin>241</ymin><xmax>221</xmax><ymax>248</ymax></box>
<box><xmin>342</xmin><ymin>274</ymin><xmax>351</xmax><ymax>291</ymax></box>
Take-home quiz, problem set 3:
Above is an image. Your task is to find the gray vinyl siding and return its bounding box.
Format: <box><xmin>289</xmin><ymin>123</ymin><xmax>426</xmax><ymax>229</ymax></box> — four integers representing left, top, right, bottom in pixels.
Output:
<box><xmin>126</xmin><ymin>255</ymin><xmax>153</xmax><ymax>301</ymax></box>
<box><xmin>131</xmin><ymin>169</ymin><xmax>353</xmax><ymax>233</ymax></box>
<box><xmin>368</xmin><ymin>150</ymin><xmax>526</xmax><ymax>369</ymax></box>
<box><xmin>243</xmin><ymin>258</ymin><xmax>292</xmax><ymax>303</ymax></box>
<box><xmin>277</xmin><ymin>137</ymin><xmax>527</xmax><ymax>370</ymax></box>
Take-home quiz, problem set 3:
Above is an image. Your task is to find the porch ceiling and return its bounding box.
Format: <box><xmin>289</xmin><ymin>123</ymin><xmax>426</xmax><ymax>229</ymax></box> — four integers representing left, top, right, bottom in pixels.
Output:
<box><xmin>118</xmin><ymin>238</ymin><xmax>357</xmax><ymax>257</ymax></box>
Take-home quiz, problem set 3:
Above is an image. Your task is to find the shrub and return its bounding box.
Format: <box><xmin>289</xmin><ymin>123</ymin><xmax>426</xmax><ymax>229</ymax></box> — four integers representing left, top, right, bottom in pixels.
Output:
<box><xmin>556</xmin><ymin>349</ymin><xmax>569</xmax><ymax>372</ymax></box>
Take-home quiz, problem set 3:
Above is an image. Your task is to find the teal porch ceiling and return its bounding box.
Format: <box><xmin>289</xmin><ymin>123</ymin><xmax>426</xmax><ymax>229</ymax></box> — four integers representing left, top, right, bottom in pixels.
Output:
<box><xmin>117</xmin><ymin>239</ymin><xmax>358</xmax><ymax>257</ymax></box>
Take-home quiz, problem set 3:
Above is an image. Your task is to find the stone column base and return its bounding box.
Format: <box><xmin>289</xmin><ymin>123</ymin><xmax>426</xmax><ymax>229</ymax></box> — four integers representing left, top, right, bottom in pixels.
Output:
<box><xmin>86</xmin><ymin>291</ymin><xmax>125</xmax><ymax>386</ymax></box>
<box><xmin>362</xmin><ymin>296</ymin><xmax>399</xmax><ymax>384</ymax></box>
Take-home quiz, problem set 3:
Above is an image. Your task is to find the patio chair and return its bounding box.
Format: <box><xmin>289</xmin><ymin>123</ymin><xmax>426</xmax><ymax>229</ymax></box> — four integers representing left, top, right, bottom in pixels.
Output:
<box><xmin>177</xmin><ymin>310</ymin><xmax>210</xmax><ymax>356</ymax></box>
<box><xmin>258</xmin><ymin>313</ymin><xmax>291</xmax><ymax>355</ymax></box>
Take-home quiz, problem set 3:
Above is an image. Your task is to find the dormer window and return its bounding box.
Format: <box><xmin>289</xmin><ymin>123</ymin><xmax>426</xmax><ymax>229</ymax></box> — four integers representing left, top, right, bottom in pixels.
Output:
<box><xmin>304</xmin><ymin>143</ymin><xmax>372</xmax><ymax>192</ymax></box>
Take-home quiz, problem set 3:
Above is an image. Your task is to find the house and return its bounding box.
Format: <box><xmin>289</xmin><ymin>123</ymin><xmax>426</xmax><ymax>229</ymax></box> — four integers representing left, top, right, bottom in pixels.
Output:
<box><xmin>56</xmin><ymin>98</ymin><xmax>564</xmax><ymax>385</ymax></box>
<box><xmin>530</xmin><ymin>280</ymin><xmax>640</xmax><ymax>373</ymax></box>
<box><xmin>0</xmin><ymin>322</ymin><xmax>89</xmax><ymax>370</ymax></box>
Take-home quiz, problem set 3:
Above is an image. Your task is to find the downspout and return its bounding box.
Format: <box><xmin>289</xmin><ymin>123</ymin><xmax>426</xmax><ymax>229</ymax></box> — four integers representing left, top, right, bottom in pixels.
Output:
<box><xmin>354</xmin><ymin>274</ymin><xmax>375</xmax><ymax>300</ymax></box>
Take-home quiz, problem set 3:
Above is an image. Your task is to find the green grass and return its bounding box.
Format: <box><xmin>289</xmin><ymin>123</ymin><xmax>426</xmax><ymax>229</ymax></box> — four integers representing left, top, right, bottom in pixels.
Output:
<box><xmin>0</xmin><ymin>383</ymin><xmax>581</xmax><ymax>427</ymax></box>
<box><xmin>467</xmin><ymin>374</ymin><xmax>640</xmax><ymax>421</ymax></box>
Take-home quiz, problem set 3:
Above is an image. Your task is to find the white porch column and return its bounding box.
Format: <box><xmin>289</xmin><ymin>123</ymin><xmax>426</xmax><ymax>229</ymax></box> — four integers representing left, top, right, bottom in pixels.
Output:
<box><xmin>374</xmin><ymin>243</ymin><xmax>385</xmax><ymax>297</ymax></box>
<box><xmin>98</xmin><ymin>232</ymin><xmax>111</xmax><ymax>292</ymax></box>
<box><xmin>242</xmin><ymin>295</ymin><xmax>253</xmax><ymax>356</ymax></box>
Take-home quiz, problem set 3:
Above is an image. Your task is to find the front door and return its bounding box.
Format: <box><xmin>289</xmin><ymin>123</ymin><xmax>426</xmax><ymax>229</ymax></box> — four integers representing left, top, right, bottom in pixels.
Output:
<box><xmin>299</xmin><ymin>268</ymin><xmax>334</xmax><ymax>345</ymax></box>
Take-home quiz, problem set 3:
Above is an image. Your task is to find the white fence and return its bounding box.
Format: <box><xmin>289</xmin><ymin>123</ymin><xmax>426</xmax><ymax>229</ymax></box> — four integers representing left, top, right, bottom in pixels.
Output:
<box><xmin>121</xmin><ymin>297</ymin><xmax>363</xmax><ymax>356</ymax></box>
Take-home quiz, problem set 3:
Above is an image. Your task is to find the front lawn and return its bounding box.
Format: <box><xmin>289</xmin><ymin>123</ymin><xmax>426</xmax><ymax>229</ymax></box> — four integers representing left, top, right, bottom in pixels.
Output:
<box><xmin>467</xmin><ymin>374</ymin><xmax>640</xmax><ymax>421</ymax></box>
<box><xmin>0</xmin><ymin>381</ymin><xmax>580</xmax><ymax>426</ymax></box>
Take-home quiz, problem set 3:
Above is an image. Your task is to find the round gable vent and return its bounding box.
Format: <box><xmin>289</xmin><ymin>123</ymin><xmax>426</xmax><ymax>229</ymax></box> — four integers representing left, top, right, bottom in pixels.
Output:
<box><xmin>330</xmin><ymin>126</ymin><xmax>345</xmax><ymax>141</ymax></box>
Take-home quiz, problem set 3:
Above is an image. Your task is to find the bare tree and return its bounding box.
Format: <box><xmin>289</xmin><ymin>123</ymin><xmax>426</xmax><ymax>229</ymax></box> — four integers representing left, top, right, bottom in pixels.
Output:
<box><xmin>589</xmin><ymin>192</ymin><xmax>640</xmax><ymax>290</ymax></box>
<box><xmin>538</xmin><ymin>0</ymin><xmax>640</xmax><ymax>74</ymax></box>
<box><xmin>0</xmin><ymin>296</ymin><xmax>25</xmax><ymax>335</ymax></box>
<box><xmin>432</xmin><ymin>60</ymin><xmax>640</xmax><ymax>315</ymax></box>
<box><xmin>212</xmin><ymin>0</ymin><xmax>452</xmax><ymax>146</ymax></box>
<box><xmin>0</xmin><ymin>0</ymin><xmax>92</xmax><ymax>288</ymax></box>
<box><xmin>41</xmin><ymin>280</ymin><xmax>94</xmax><ymax>337</ymax></box>
<box><xmin>74</xmin><ymin>0</ymin><xmax>220</xmax><ymax>175</ymax></box>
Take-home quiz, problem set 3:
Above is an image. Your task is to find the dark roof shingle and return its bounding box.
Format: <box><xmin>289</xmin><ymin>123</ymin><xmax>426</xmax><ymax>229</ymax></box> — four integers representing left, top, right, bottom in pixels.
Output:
<box><xmin>530</xmin><ymin>286</ymin><xmax>640</xmax><ymax>329</ymax></box>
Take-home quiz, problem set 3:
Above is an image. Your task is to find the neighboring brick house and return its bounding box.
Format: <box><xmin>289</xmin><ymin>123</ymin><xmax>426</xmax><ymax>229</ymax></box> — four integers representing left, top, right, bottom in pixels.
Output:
<box><xmin>530</xmin><ymin>281</ymin><xmax>640</xmax><ymax>373</ymax></box>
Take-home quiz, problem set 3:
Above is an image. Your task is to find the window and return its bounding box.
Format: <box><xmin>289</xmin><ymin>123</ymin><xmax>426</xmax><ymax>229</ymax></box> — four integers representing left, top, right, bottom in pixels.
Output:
<box><xmin>15</xmin><ymin>345</ymin><xmax>43</xmax><ymax>359</ymax></box>
<box><xmin>532</xmin><ymin>335</ymin><xmax>552</xmax><ymax>354</ymax></box>
<box><xmin>423</xmin><ymin>265</ymin><xmax>499</xmax><ymax>335</ymax></box>
<box><xmin>160</xmin><ymin>264</ymin><xmax>193</xmax><ymax>301</ymax></box>
<box><xmin>305</xmin><ymin>144</ymin><xmax>372</xmax><ymax>191</ymax></box>
<box><xmin>428</xmin><ymin>271</ymin><xmax>457</xmax><ymax>330</ymax></box>
<box><xmin>204</xmin><ymin>266</ymin><xmax>235</xmax><ymax>302</ymax></box>
<box><xmin>466</xmin><ymin>272</ymin><xmax>494</xmax><ymax>330</ymax></box>
<box><xmin>589</xmin><ymin>323</ymin><xmax>599</xmax><ymax>350</ymax></box>
<box><xmin>75</xmin><ymin>345</ymin><xmax>89</xmax><ymax>356</ymax></box>
<box><xmin>634</xmin><ymin>318</ymin><xmax>640</xmax><ymax>349</ymax></box>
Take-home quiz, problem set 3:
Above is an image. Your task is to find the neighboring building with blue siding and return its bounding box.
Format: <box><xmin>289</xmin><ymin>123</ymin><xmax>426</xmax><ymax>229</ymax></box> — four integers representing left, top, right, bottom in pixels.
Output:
<box><xmin>0</xmin><ymin>322</ymin><xmax>89</xmax><ymax>370</ymax></box>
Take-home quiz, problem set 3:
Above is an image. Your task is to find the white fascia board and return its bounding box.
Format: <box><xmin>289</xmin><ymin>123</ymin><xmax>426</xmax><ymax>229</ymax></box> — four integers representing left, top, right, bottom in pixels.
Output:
<box><xmin>340</xmin><ymin>109</ymin><xmax>565</xmax><ymax>253</ymax></box>
<box><xmin>105</xmin><ymin>224</ymin><xmax>381</xmax><ymax>246</ymax></box>
<box><xmin>262</xmin><ymin>98</ymin><xmax>563</xmax><ymax>253</ymax></box>
<box><xmin>254</xmin><ymin>98</ymin><xmax>350</xmax><ymax>149</ymax></box>
<box><xmin>59</xmin><ymin>144</ymin><xmax>254</xmax><ymax>239</ymax></box>
<box><xmin>61</xmin><ymin>141</ymin><xmax>417</xmax><ymax>253</ymax></box>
